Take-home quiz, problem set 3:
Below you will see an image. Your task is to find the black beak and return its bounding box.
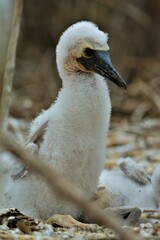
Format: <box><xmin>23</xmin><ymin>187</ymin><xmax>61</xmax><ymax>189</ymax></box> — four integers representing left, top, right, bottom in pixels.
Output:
<box><xmin>77</xmin><ymin>50</ymin><xmax>127</xmax><ymax>90</ymax></box>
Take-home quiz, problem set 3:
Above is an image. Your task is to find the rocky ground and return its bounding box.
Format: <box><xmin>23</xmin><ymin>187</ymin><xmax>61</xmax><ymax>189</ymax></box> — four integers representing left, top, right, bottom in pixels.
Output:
<box><xmin>0</xmin><ymin>207</ymin><xmax>160</xmax><ymax>240</ymax></box>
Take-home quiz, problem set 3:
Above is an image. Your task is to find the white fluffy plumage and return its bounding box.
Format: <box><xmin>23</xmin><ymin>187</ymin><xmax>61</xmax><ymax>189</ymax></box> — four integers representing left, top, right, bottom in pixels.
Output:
<box><xmin>0</xmin><ymin>21</ymin><xmax>112</xmax><ymax>219</ymax></box>
<box><xmin>99</xmin><ymin>157</ymin><xmax>160</xmax><ymax>210</ymax></box>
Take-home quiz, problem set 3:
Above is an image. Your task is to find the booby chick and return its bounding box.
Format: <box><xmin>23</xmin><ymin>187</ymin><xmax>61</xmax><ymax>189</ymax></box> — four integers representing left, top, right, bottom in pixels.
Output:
<box><xmin>99</xmin><ymin>157</ymin><xmax>160</xmax><ymax>210</ymax></box>
<box><xmin>0</xmin><ymin>21</ymin><xmax>126</xmax><ymax>221</ymax></box>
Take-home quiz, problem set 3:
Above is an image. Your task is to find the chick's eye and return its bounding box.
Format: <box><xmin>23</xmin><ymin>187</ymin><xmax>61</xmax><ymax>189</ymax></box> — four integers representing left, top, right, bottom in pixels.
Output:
<box><xmin>83</xmin><ymin>48</ymin><xmax>94</xmax><ymax>58</ymax></box>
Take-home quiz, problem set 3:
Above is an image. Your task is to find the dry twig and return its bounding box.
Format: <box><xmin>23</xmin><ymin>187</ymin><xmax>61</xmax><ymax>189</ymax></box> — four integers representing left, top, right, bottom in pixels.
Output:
<box><xmin>0</xmin><ymin>0</ymin><xmax>24</xmax><ymax>132</ymax></box>
<box><xmin>138</xmin><ymin>81</ymin><xmax>160</xmax><ymax>111</ymax></box>
<box><xmin>1</xmin><ymin>132</ymin><xmax>139</xmax><ymax>240</ymax></box>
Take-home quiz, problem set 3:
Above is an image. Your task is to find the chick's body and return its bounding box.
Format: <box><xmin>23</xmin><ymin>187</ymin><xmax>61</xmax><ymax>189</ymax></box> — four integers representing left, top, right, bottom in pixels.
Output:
<box><xmin>0</xmin><ymin>22</ymin><xmax>112</xmax><ymax>219</ymax></box>
<box><xmin>99</xmin><ymin>158</ymin><xmax>160</xmax><ymax>210</ymax></box>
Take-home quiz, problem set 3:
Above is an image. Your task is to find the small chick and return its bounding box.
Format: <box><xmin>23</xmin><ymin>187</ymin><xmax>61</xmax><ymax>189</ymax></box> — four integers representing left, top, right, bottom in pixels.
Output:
<box><xmin>151</xmin><ymin>165</ymin><xmax>160</xmax><ymax>207</ymax></box>
<box><xmin>99</xmin><ymin>157</ymin><xmax>160</xmax><ymax>210</ymax></box>
<box><xmin>0</xmin><ymin>21</ymin><xmax>126</xmax><ymax>220</ymax></box>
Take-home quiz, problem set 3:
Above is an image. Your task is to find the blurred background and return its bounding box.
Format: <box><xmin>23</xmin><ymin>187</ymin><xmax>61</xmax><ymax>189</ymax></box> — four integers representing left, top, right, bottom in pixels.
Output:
<box><xmin>0</xmin><ymin>0</ymin><xmax>160</xmax><ymax>122</ymax></box>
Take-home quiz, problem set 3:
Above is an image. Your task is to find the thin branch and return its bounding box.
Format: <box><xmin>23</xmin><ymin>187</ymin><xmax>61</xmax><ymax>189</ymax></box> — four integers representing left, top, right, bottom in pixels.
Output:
<box><xmin>1</xmin><ymin>132</ymin><xmax>139</xmax><ymax>240</ymax></box>
<box><xmin>0</xmin><ymin>0</ymin><xmax>24</xmax><ymax>132</ymax></box>
<box><xmin>139</xmin><ymin>81</ymin><xmax>160</xmax><ymax>111</ymax></box>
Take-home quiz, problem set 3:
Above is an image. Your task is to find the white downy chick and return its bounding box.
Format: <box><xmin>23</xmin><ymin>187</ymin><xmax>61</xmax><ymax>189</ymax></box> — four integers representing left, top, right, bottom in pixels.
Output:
<box><xmin>151</xmin><ymin>165</ymin><xmax>160</xmax><ymax>208</ymax></box>
<box><xmin>0</xmin><ymin>21</ymin><xmax>126</xmax><ymax>220</ymax></box>
<box><xmin>99</xmin><ymin>157</ymin><xmax>160</xmax><ymax>210</ymax></box>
